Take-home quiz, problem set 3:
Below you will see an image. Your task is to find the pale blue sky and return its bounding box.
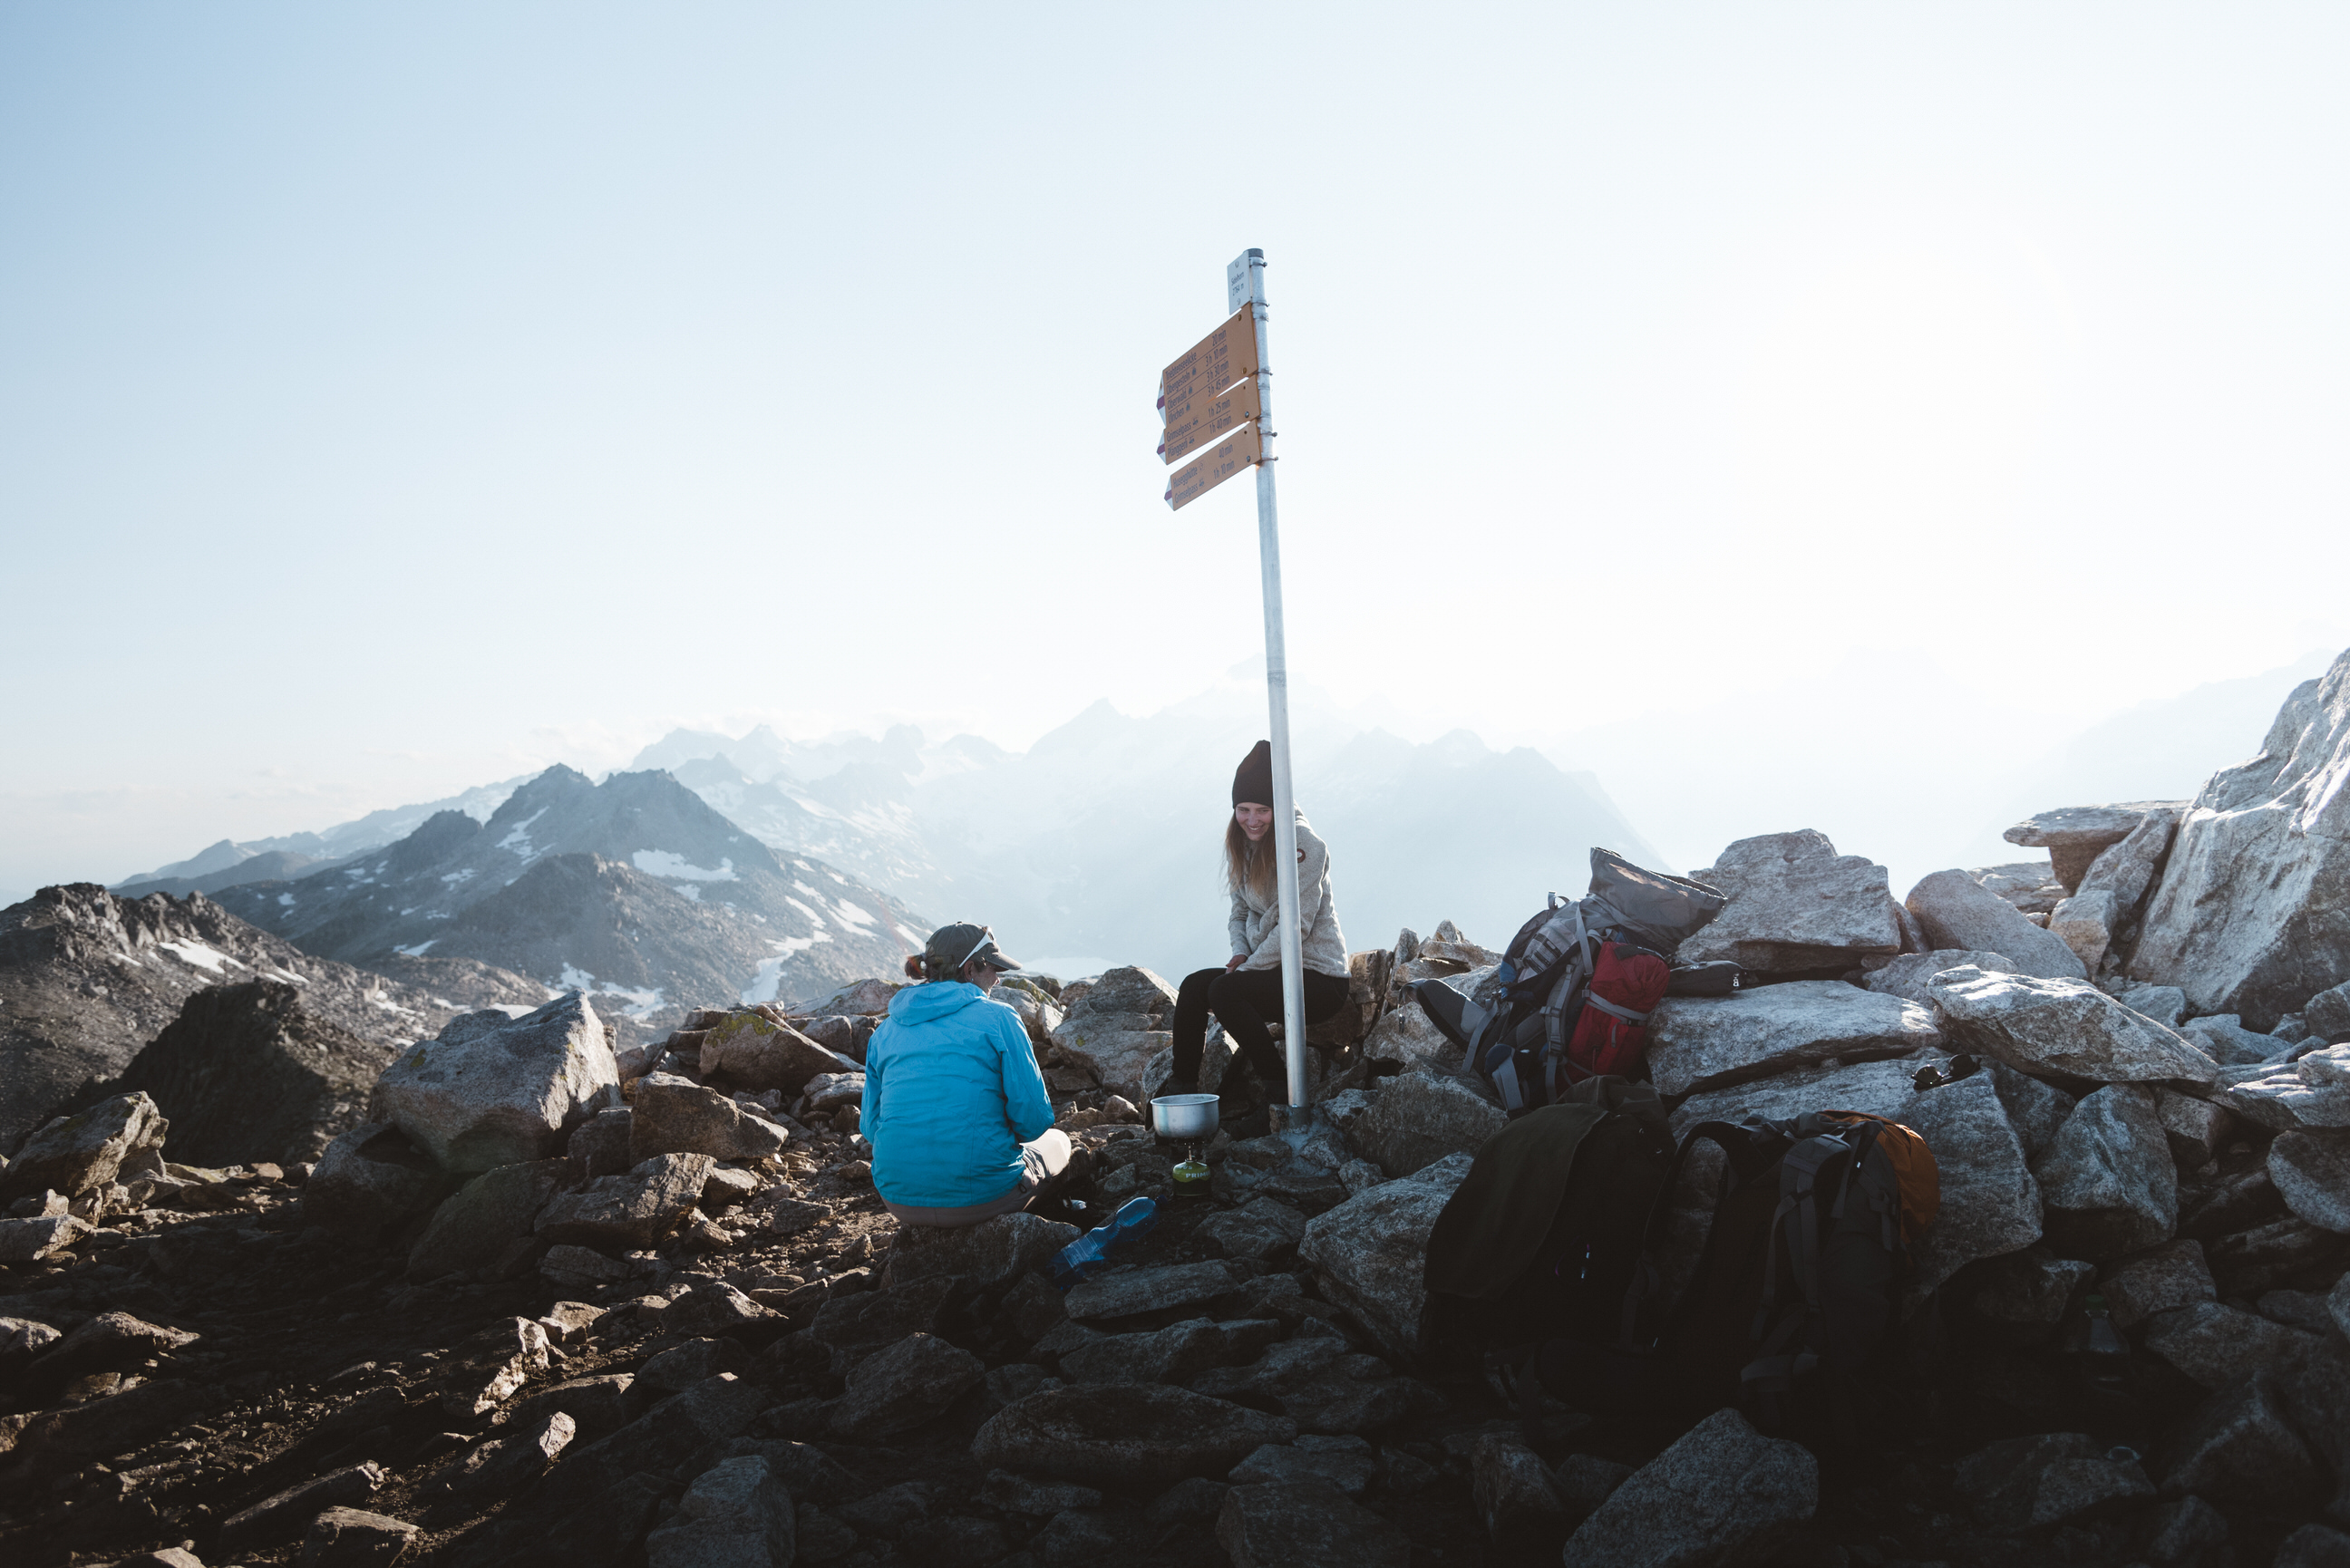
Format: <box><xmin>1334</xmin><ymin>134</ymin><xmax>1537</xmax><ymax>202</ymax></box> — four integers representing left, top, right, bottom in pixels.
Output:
<box><xmin>5</xmin><ymin>3</ymin><xmax>2347</xmax><ymax>895</ymax></box>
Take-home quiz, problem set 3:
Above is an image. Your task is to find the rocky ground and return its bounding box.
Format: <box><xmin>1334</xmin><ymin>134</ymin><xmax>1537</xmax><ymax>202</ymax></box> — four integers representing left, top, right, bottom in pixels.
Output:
<box><xmin>5</xmin><ymin>651</ymin><xmax>2348</xmax><ymax>1568</ymax></box>
<box><xmin>2</xmin><ymin>939</ymin><xmax>2344</xmax><ymax>1568</ymax></box>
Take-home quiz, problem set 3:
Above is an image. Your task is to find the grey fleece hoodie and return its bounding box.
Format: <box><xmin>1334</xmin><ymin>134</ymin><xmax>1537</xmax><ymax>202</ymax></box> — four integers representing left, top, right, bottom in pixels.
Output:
<box><xmin>1228</xmin><ymin>811</ymin><xmax>1349</xmax><ymax>978</ymax></box>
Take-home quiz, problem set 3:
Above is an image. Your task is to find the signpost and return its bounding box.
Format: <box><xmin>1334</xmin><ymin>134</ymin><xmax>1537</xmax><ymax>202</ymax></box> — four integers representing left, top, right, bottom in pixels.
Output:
<box><xmin>1153</xmin><ymin>247</ymin><xmax>1308</xmax><ymax>1115</ymax></box>
<box><xmin>1157</xmin><ymin>376</ymin><xmax>1261</xmax><ymax>467</ymax></box>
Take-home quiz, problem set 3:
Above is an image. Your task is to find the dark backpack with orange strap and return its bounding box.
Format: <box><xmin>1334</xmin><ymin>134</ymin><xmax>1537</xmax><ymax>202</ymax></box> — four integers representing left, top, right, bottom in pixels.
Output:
<box><xmin>1649</xmin><ymin>1110</ymin><xmax>1938</xmax><ymax>1417</ymax></box>
<box><xmin>1513</xmin><ymin>1108</ymin><xmax>1940</xmax><ymax>1430</ymax></box>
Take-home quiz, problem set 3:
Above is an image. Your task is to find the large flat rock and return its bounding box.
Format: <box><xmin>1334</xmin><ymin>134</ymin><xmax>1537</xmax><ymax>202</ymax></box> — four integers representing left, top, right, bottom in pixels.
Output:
<box><xmin>1646</xmin><ymin>982</ymin><xmax>1941</xmax><ymax>1098</ymax></box>
<box><xmin>1674</xmin><ymin>831</ymin><xmax>1902</xmax><ymax>973</ymax></box>
<box><xmin>1668</xmin><ymin>1057</ymin><xmax>1928</xmax><ymax>1135</ymax></box>
<box><xmin>1928</xmin><ymin>967</ymin><xmax>2219</xmax><ymax>1087</ymax></box>
<box><xmin>2004</xmin><ymin>803</ymin><xmax>2177</xmax><ymax>889</ymax></box>
<box><xmin>695</xmin><ymin>1010</ymin><xmax>855</xmax><ymax>1094</ymax></box>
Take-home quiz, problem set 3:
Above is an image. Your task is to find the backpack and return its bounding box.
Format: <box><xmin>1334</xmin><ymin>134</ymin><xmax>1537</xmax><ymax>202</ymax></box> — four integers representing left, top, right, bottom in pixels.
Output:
<box><xmin>1416</xmin><ymin>1079</ymin><xmax>1676</xmax><ymax>1430</ymax></box>
<box><xmin>1534</xmin><ymin>1108</ymin><xmax>1941</xmax><ymax>1429</ymax></box>
<box><xmin>1416</xmin><ymin>849</ymin><xmax>1730</xmax><ymax>1114</ymax></box>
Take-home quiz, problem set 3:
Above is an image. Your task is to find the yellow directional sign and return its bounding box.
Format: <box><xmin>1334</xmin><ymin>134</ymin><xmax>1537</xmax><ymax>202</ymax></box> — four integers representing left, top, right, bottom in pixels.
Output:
<box><xmin>1164</xmin><ymin>423</ymin><xmax>1260</xmax><ymax>510</ymax></box>
<box><xmin>1157</xmin><ymin>307</ymin><xmax>1259</xmax><ymax>411</ymax></box>
<box><xmin>1159</xmin><ymin>376</ymin><xmax>1261</xmax><ymax>466</ymax></box>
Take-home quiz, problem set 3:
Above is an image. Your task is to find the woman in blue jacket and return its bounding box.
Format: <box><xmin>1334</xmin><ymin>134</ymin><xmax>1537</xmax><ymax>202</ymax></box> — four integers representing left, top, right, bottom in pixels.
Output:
<box><xmin>862</xmin><ymin>921</ymin><xmax>1082</xmax><ymax>1226</ymax></box>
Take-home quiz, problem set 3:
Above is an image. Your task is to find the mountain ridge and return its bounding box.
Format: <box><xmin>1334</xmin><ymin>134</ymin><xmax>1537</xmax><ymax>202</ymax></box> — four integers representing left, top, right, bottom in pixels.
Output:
<box><xmin>211</xmin><ymin>765</ymin><xmax>923</xmax><ymax>1026</ymax></box>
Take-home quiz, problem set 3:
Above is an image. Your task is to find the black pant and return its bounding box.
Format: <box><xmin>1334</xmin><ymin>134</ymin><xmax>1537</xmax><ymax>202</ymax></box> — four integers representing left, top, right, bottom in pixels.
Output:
<box><xmin>1171</xmin><ymin>964</ymin><xmax>1352</xmax><ymax>1089</ymax></box>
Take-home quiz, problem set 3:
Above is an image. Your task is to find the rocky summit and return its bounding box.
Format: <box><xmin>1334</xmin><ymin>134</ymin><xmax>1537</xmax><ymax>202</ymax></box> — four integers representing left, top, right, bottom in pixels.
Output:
<box><xmin>3</xmin><ymin>651</ymin><xmax>2350</xmax><ymax>1568</ymax></box>
<box><xmin>211</xmin><ymin>765</ymin><xmax>925</xmax><ymax>1037</ymax></box>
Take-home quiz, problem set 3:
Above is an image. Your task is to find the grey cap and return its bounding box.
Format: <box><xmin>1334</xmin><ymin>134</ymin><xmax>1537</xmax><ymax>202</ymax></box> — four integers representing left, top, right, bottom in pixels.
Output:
<box><xmin>924</xmin><ymin>921</ymin><xmax>1023</xmax><ymax>976</ymax></box>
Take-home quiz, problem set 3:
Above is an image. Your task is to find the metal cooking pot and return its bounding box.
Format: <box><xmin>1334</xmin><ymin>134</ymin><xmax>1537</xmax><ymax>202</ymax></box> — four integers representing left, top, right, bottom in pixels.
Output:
<box><xmin>1150</xmin><ymin>1092</ymin><xmax>1220</xmax><ymax>1140</ymax></box>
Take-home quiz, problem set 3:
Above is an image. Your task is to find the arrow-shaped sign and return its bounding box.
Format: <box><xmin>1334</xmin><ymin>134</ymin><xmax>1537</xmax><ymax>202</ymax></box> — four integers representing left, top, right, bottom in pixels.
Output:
<box><xmin>1159</xmin><ymin>376</ymin><xmax>1261</xmax><ymax>467</ymax></box>
<box><xmin>1157</xmin><ymin>306</ymin><xmax>1260</xmax><ymax>413</ymax></box>
<box><xmin>1164</xmin><ymin>423</ymin><xmax>1261</xmax><ymax>510</ymax></box>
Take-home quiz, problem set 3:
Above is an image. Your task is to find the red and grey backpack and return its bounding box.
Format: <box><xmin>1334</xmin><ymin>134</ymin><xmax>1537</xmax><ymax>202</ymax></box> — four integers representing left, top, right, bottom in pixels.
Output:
<box><xmin>1414</xmin><ymin>849</ymin><xmax>1736</xmax><ymax>1114</ymax></box>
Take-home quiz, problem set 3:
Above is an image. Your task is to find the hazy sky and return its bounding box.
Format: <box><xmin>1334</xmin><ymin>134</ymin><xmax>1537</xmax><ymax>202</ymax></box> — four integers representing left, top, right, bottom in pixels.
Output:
<box><xmin>5</xmin><ymin>4</ymin><xmax>2347</xmax><ymax>897</ymax></box>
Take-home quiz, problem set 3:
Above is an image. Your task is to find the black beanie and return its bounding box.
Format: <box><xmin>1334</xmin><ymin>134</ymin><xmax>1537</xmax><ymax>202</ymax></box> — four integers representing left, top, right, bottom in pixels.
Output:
<box><xmin>1232</xmin><ymin>740</ymin><xmax>1274</xmax><ymax>807</ymax></box>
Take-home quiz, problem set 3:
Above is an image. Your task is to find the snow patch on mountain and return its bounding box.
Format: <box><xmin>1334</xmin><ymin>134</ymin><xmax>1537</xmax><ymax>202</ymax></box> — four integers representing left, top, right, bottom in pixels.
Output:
<box><xmin>157</xmin><ymin>938</ymin><xmax>240</xmax><ymax>975</ymax></box>
<box><xmin>498</xmin><ymin>808</ymin><xmax>549</xmax><ymax>857</ymax></box>
<box><xmin>634</xmin><ymin>850</ymin><xmax>738</xmax><ymax>882</ymax></box>
<box><xmin>741</xmin><ymin>933</ymin><xmax>831</xmax><ymax>1004</ymax></box>
<box><xmin>558</xmin><ymin>962</ymin><xmax>665</xmax><ymax>1021</ymax></box>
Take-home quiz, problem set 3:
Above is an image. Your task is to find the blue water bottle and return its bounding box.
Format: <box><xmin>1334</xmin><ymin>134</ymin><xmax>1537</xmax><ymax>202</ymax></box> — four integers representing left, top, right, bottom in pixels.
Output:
<box><xmin>1044</xmin><ymin>1196</ymin><xmax>1160</xmax><ymax>1292</ymax></box>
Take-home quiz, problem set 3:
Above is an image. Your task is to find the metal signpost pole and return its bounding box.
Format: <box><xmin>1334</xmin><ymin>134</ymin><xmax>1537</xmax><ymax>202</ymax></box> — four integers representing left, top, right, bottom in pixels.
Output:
<box><xmin>1154</xmin><ymin>253</ymin><xmax>1306</xmax><ymax>1116</ymax></box>
<box><xmin>1226</xmin><ymin>248</ymin><xmax>1308</xmax><ymax>1114</ymax></box>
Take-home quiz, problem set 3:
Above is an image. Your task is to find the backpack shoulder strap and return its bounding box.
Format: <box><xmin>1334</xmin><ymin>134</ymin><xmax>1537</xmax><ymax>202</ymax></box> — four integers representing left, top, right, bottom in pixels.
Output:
<box><xmin>1739</xmin><ymin>1127</ymin><xmax>1858</xmax><ymax>1399</ymax></box>
<box><xmin>1615</xmin><ymin>1119</ymin><xmax>1784</xmax><ymax>1351</ymax></box>
<box><xmin>1533</xmin><ymin>904</ymin><xmax>1601</xmax><ymax>1105</ymax></box>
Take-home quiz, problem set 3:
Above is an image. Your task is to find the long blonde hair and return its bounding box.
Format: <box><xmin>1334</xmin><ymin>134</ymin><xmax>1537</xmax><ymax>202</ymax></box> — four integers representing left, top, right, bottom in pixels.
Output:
<box><xmin>1224</xmin><ymin>816</ymin><xmax>1277</xmax><ymax>903</ymax></box>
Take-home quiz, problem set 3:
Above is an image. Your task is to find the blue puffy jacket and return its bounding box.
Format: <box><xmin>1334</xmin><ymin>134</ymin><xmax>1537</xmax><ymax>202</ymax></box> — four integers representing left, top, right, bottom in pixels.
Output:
<box><xmin>861</xmin><ymin>981</ymin><xmax>1054</xmax><ymax>1210</ymax></box>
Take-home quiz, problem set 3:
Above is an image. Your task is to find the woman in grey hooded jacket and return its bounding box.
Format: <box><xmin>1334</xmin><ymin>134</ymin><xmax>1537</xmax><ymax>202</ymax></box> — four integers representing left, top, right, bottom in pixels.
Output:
<box><xmin>1165</xmin><ymin>740</ymin><xmax>1350</xmax><ymax>1117</ymax></box>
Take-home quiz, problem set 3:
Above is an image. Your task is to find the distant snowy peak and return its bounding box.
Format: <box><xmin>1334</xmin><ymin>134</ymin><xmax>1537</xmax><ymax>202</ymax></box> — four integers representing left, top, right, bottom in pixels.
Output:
<box><xmin>213</xmin><ymin>764</ymin><xmax>923</xmax><ymax>1027</ymax></box>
